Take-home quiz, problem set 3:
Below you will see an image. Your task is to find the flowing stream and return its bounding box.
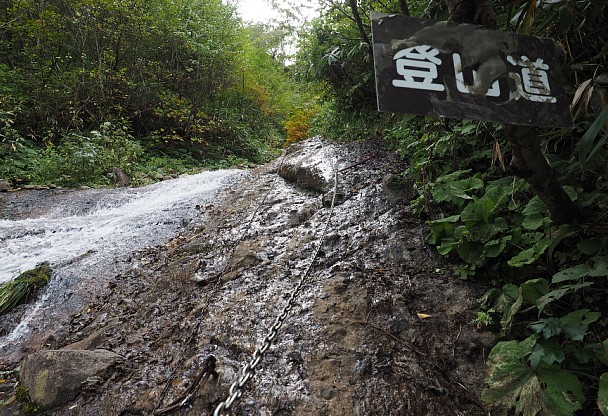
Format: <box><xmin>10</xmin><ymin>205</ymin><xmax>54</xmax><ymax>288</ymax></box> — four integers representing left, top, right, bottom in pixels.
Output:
<box><xmin>0</xmin><ymin>169</ymin><xmax>244</xmax><ymax>356</ymax></box>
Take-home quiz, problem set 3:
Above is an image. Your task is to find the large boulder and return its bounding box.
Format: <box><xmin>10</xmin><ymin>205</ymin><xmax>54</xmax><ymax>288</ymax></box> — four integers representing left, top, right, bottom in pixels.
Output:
<box><xmin>278</xmin><ymin>140</ymin><xmax>335</xmax><ymax>193</ymax></box>
<box><xmin>19</xmin><ymin>349</ymin><xmax>124</xmax><ymax>409</ymax></box>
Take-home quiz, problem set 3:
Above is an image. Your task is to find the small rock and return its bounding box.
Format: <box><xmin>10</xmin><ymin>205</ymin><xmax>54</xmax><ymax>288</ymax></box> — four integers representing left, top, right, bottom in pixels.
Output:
<box><xmin>0</xmin><ymin>179</ymin><xmax>13</xmax><ymax>191</ymax></box>
<box><xmin>319</xmin><ymin>386</ymin><xmax>337</xmax><ymax>400</ymax></box>
<box><xmin>322</xmin><ymin>190</ymin><xmax>346</xmax><ymax>207</ymax></box>
<box><xmin>478</xmin><ymin>332</ymin><xmax>497</xmax><ymax>348</ymax></box>
<box><xmin>387</xmin><ymin>241</ymin><xmax>413</xmax><ymax>264</ymax></box>
<box><xmin>278</xmin><ymin>141</ymin><xmax>335</xmax><ymax>193</ymax></box>
<box><xmin>192</xmin><ymin>270</ymin><xmax>214</xmax><ymax>286</ymax></box>
<box><xmin>353</xmin><ymin>357</ymin><xmax>372</xmax><ymax>377</ymax></box>
<box><xmin>109</xmin><ymin>167</ymin><xmax>131</xmax><ymax>187</ymax></box>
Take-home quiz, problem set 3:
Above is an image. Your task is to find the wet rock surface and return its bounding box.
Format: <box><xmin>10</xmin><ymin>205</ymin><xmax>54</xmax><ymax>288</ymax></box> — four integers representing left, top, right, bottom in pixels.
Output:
<box><xmin>0</xmin><ymin>169</ymin><xmax>242</xmax><ymax>366</ymax></box>
<box><xmin>277</xmin><ymin>141</ymin><xmax>335</xmax><ymax>193</ymax></box>
<box><xmin>0</xmin><ymin>138</ymin><xmax>492</xmax><ymax>415</ymax></box>
<box><xmin>19</xmin><ymin>349</ymin><xmax>125</xmax><ymax>409</ymax></box>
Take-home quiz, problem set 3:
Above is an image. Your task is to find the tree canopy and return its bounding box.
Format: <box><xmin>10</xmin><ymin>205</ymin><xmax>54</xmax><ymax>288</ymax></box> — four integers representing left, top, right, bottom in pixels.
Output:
<box><xmin>0</xmin><ymin>0</ymin><xmax>306</xmax><ymax>185</ymax></box>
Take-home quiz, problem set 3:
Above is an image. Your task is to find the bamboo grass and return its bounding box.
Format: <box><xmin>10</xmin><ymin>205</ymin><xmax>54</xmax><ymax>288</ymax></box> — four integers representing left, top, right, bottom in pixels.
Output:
<box><xmin>0</xmin><ymin>264</ymin><xmax>51</xmax><ymax>315</ymax></box>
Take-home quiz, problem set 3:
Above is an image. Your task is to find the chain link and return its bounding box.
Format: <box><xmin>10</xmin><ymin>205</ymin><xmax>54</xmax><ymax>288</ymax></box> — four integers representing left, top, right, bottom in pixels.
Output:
<box><xmin>213</xmin><ymin>148</ymin><xmax>339</xmax><ymax>416</ymax></box>
<box><xmin>154</xmin><ymin>152</ymin><xmax>292</xmax><ymax>413</ymax></box>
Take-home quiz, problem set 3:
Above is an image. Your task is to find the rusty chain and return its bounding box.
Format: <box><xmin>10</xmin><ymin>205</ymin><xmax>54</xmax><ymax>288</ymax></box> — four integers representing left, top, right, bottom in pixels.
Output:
<box><xmin>213</xmin><ymin>146</ymin><xmax>339</xmax><ymax>416</ymax></box>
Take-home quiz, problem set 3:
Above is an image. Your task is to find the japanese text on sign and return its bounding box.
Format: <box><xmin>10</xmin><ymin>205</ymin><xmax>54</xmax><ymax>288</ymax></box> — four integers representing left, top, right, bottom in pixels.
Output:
<box><xmin>392</xmin><ymin>45</ymin><xmax>556</xmax><ymax>103</ymax></box>
<box><xmin>371</xmin><ymin>13</ymin><xmax>573</xmax><ymax>127</ymax></box>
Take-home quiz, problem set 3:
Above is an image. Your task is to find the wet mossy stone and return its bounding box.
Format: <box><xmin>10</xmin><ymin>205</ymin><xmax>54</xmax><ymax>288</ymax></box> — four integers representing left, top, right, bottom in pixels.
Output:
<box><xmin>19</xmin><ymin>349</ymin><xmax>125</xmax><ymax>409</ymax></box>
<box><xmin>382</xmin><ymin>174</ymin><xmax>418</xmax><ymax>202</ymax></box>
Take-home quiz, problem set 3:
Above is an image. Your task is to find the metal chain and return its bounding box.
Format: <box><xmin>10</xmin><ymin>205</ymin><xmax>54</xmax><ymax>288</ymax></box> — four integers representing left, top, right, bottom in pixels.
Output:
<box><xmin>213</xmin><ymin>147</ymin><xmax>340</xmax><ymax>416</ymax></box>
<box><xmin>154</xmin><ymin>153</ymin><xmax>290</xmax><ymax>413</ymax></box>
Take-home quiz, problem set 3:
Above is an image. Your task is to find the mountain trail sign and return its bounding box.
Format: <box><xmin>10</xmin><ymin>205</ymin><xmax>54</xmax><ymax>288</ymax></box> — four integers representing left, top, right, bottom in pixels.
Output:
<box><xmin>371</xmin><ymin>13</ymin><xmax>573</xmax><ymax>127</ymax></box>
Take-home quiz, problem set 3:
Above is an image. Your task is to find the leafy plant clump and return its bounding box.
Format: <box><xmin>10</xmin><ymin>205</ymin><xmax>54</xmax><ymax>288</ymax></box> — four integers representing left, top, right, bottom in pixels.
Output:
<box><xmin>295</xmin><ymin>0</ymin><xmax>608</xmax><ymax>413</ymax></box>
<box><xmin>0</xmin><ymin>264</ymin><xmax>52</xmax><ymax>315</ymax></box>
<box><xmin>395</xmin><ymin>116</ymin><xmax>608</xmax><ymax>415</ymax></box>
<box><xmin>14</xmin><ymin>385</ymin><xmax>41</xmax><ymax>415</ymax></box>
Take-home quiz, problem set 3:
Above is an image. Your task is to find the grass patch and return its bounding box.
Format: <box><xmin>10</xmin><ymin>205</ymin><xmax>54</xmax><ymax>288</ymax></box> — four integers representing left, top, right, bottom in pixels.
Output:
<box><xmin>0</xmin><ymin>264</ymin><xmax>51</xmax><ymax>315</ymax></box>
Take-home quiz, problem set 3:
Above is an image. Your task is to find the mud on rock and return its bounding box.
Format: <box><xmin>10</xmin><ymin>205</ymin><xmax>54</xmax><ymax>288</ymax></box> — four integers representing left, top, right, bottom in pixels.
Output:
<box><xmin>1</xmin><ymin>138</ymin><xmax>494</xmax><ymax>415</ymax></box>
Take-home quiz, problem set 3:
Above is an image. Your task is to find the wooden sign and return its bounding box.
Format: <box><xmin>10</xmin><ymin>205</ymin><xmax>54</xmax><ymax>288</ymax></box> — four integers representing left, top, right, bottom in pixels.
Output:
<box><xmin>371</xmin><ymin>13</ymin><xmax>573</xmax><ymax>127</ymax></box>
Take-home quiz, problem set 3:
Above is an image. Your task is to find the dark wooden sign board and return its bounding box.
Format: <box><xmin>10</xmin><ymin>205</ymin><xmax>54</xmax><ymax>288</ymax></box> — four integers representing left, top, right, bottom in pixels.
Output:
<box><xmin>371</xmin><ymin>13</ymin><xmax>573</xmax><ymax>128</ymax></box>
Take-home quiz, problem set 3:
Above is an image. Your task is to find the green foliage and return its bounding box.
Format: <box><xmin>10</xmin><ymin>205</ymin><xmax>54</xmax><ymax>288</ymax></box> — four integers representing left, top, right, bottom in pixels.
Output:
<box><xmin>422</xmin><ymin>146</ymin><xmax>607</xmax><ymax>413</ymax></box>
<box><xmin>426</xmin><ymin>174</ymin><xmax>564</xmax><ymax>277</ymax></box>
<box><xmin>32</xmin><ymin>121</ymin><xmax>142</xmax><ymax>187</ymax></box>
<box><xmin>482</xmin><ymin>334</ymin><xmax>585</xmax><ymax>416</ymax></box>
<box><xmin>476</xmin><ymin>244</ymin><xmax>608</xmax><ymax>415</ymax></box>
<box><xmin>0</xmin><ymin>0</ymin><xmax>306</xmax><ymax>186</ymax></box>
<box><xmin>575</xmin><ymin>105</ymin><xmax>608</xmax><ymax>171</ymax></box>
<box><xmin>294</xmin><ymin>0</ymin><xmax>443</xmax><ymax>111</ymax></box>
<box><xmin>482</xmin><ymin>306</ymin><xmax>608</xmax><ymax>416</ymax></box>
<box><xmin>308</xmin><ymin>101</ymin><xmax>400</xmax><ymax>142</ymax></box>
<box><xmin>0</xmin><ymin>264</ymin><xmax>51</xmax><ymax>315</ymax></box>
<box><xmin>14</xmin><ymin>385</ymin><xmax>41</xmax><ymax>414</ymax></box>
<box><xmin>14</xmin><ymin>386</ymin><xmax>29</xmax><ymax>402</ymax></box>
<box><xmin>599</xmin><ymin>373</ymin><xmax>608</xmax><ymax>415</ymax></box>
<box><xmin>284</xmin><ymin>105</ymin><xmax>319</xmax><ymax>144</ymax></box>
<box><xmin>294</xmin><ymin>2</ymin><xmax>608</xmax><ymax>413</ymax></box>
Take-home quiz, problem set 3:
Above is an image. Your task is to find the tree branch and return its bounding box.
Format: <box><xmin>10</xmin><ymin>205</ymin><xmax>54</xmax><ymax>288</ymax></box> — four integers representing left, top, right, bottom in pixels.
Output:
<box><xmin>348</xmin><ymin>0</ymin><xmax>371</xmax><ymax>46</ymax></box>
<box><xmin>319</xmin><ymin>0</ymin><xmax>358</xmax><ymax>25</ymax></box>
<box><xmin>505</xmin><ymin>125</ymin><xmax>583</xmax><ymax>223</ymax></box>
<box><xmin>444</xmin><ymin>0</ymin><xmax>497</xmax><ymax>28</ymax></box>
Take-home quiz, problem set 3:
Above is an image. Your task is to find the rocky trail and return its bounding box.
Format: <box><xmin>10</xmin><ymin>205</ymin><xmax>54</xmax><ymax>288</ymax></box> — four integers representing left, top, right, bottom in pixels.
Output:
<box><xmin>0</xmin><ymin>139</ymin><xmax>494</xmax><ymax>415</ymax></box>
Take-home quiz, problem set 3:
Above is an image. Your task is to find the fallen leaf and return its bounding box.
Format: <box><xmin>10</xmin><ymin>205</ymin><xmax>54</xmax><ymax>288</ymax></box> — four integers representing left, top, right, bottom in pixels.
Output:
<box><xmin>417</xmin><ymin>313</ymin><xmax>432</xmax><ymax>319</ymax></box>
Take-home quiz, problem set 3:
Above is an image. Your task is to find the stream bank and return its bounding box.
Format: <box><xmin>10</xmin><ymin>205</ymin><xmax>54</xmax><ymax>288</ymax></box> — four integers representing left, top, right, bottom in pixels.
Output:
<box><xmin>1</xmin><ymin>138</ymin><xmax>494</xmax><ymax>415</ymax></box>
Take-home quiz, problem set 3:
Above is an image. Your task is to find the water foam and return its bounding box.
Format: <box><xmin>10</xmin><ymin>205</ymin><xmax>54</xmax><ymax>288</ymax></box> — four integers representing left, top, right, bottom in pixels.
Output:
<box><xmin>0</xmin><ymin>169</ymin><xmax>243</xmax><ymax>350</ymax></box>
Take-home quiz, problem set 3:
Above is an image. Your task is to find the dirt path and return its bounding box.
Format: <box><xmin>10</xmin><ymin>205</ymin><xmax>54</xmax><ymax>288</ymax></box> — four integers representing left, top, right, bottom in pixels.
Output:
<box><xmin>1</xmin><ymin>139</ymin><xmax>494</xmax><ymax>415</ymax></box>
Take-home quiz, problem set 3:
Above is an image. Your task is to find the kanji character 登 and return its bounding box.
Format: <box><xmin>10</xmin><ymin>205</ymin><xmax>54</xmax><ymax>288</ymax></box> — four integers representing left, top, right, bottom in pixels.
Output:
<box><xmin>392</xmin><ymin>45</ymin><xmax>445</xmax><ymax>92</ymax></box>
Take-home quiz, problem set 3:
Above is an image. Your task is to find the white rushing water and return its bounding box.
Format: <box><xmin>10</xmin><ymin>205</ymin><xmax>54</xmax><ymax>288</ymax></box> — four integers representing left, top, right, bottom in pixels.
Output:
<box><xmin>0</xmin><ymin>169</ymin><xmax>244</xmax><ymax>351</ymax></box>
<box><xmin>0</xmin><ymin>170</ymin><xmax>243</xmax><ymax>283</ymax></box>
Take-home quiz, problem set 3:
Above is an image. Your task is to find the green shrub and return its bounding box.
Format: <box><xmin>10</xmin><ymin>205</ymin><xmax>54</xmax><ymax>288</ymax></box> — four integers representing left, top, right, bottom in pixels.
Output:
<box><xmin>33</xmin><ymin>121</ymin><xmax>142</xmax><ymax>187</ymax></box>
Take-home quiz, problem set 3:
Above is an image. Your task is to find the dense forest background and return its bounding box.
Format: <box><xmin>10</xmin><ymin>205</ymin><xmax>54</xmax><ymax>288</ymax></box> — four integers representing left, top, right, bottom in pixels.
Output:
<box><xmin>0</xmin><ymin>0</ymin><xmax>309</xmax><ymax>186</ymax></box>
<box><xmin>2</xmin><ymin>0</ymin><xmax>608</xmax><ymax>414</ymax></box>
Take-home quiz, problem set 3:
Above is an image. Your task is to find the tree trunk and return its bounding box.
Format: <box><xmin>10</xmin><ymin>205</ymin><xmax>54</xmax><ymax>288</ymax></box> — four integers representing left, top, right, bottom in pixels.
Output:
<box><xmin>398</xmin><ymin>0</ymin><xmax>410</xmax><ymax>16</ymax></box>
<box><xmin>444</xmin><ymin>0</ymin><xmax>496</xmax><ymax>28</ymax></box>
<box><xmin>505</xmin><ymin>125</ymin><xmax>582</xmax><ymax>223</ymax></box>
<box><xmin>444</xmin><ymin>0</ymin><xmax>583</xmax><ymax>224</ymax></box>
<box><xmin>348</xmin><ymin>0</ymin><xmax>371</xmax><ymax>47</ymax></box>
